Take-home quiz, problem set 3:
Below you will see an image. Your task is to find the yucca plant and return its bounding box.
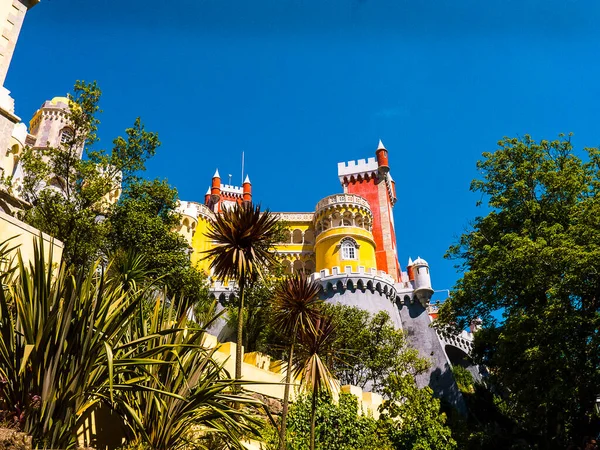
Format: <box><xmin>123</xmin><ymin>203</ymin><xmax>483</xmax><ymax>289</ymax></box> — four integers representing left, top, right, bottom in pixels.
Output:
<box><xmin>0</xmin><ymin>237</ymin><xmax>268</xmax><ymax>449</ymax></box>
<box><xmin>115</xmin><ymin>297</ymin><xmax>265</xmax><ymax>450</ymax></box>
<box><xmin>271</xmin><ymin>273</ymin><xmax>322</xmax><ymax>450</ymax></box>
<box><xmin>293</xmin><ymin>315</ymin><xmax>340</xmax><ymax>450</ymax></box>
<box><xmin>203</xmin><ymin>202</ymin><xmax>279</xmax><ymax>382</ymax></box>
<box><xmin>0</xmin><ymin>239</ymin><xmax>153</xmax><ymax>448</ymax></box>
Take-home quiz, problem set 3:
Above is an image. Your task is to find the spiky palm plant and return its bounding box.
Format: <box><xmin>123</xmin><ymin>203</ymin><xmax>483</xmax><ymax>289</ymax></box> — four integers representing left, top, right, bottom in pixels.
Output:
<box><xmin>203</xmin><ymin>202</ymin><xmax>279</xmax><ymax>382</ymax></box>
<box><xmin>0</xmin><ymin>240</ymin><xmax>149</xmax><ymax>448</ymax></box>
<box><xmin>0</xmin><ymin>239</ymin><xmax>260</xmax><ymax>449</ymax></box>
<box><xmin>116</xmin><ymin>298</ymin><xmax>264</xmax><ymax>450</ymax></box>
<box><xmin>271</xmin><ymin>273</ymin><xmax>322</xmax><ymax>450</ymax></box>
<box><xmin>293</xmin><ymin>315</ymin><xmax>340</xmax><ymax>450</ymax></box>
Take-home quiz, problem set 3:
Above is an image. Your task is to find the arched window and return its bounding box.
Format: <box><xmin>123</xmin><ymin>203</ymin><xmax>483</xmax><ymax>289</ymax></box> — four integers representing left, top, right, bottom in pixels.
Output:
<box><xmin>340</xmin><ymin>237</ymin><xmax>358</xmax><ymax>260</ymax></box>
<box><xmin>282</xmin><ymin>259</ymin><xmax>292</xmax><ymax>275</ymax></box>
<box><xmin>293</xmin><ymin>259</ymin><xmax>304</xmax><ymax>274</ymax></box>
<box><xmin>292</xmin><ymin>229</ymin><xmax>303</xmax><ymax>244</ymax></box>
<box><xmin>342</xmin><ymin>211</ymin><xmax>353</xmax><ymax>226</ymax></box>
<box><xmin>304</xmin><ymin>259</ymin><xmax>316</xmax><ymax>274</ymax></box>
<box><xmin>304</xmin><ymin>229</ymin><xmax>315</xmax><ymax>244</ymax></box>
<box><xmin>331</xmin><ymin>212</ymin><xmax>342</xmax><ymax>227</ymax></box>
<box><xmin>60</xmin><ymin>127</ymin><xmax>74</xmax><ymax>145</ymax></box>
<box><xmin>281</xmin><ymin>229</ymin><xmax>291</xmax><ymax>243</ymax></box>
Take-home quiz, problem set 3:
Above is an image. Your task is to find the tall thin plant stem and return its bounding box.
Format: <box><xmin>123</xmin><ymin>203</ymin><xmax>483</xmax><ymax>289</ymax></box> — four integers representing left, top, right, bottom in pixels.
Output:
<box><xmin>235</xmin><ymin>283</ymin><xmax>245</xmax><ymax>382</ymax></box>
<box><xmin>278</xmin><ymin>323</ymin><xmax>297</xmax><ymax>450</ymax></box>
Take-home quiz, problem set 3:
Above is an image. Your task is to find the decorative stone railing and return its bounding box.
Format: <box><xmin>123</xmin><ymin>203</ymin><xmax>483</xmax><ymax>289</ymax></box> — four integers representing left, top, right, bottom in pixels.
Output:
<box><xmin>177</xmin><ymin>200</ymin><xmax>215</xmax><ymax>221</ymax></box>
<box><xmin>274</xmin><ymin>212</ymin><xmax>315</xmax><ymax>222</ymax></box>
<box><xmin>315</xmin><ymin>193</ymin><xmax>371</xmax><ymax>215</ymax></box>
<box><xmin>436</xmin><ymin>328</ymin><xmax>474</xmax><ymax>356</ymax></box>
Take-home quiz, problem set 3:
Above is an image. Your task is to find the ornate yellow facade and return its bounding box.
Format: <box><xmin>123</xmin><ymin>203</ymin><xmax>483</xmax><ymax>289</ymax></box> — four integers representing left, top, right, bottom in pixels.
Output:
<box><xmin>179</xmin><ymin>193</ymin><xmax>379</xmax><ymax>280</ymax></box>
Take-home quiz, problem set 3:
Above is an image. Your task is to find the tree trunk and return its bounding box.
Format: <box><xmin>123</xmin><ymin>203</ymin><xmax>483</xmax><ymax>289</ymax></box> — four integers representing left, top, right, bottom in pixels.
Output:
<box><xmin>235</xmin><ymin>285</ymin><xmax>245</xmax><ymax>382</ymax></box>
<box><xmin>310</xmin><ymin>390</ymin><xmax>318</xmax><ymax>450</ymax></box>
<box><xmin>278</xmin><ymin>340</ymin><xmax>295</xmax><ymax>450</ymax></box>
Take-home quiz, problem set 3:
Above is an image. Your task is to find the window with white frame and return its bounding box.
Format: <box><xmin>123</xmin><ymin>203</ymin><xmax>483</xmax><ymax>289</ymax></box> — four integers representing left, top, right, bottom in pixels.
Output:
<box><xmin>340</xmin><ymin>237</ymin><xmax>358</xmax><ymax>260</ymax></box>
<box><xmin>60</xmin><ymin>128</ymin><xmax>74</xmax><ymax>145</ymax></box>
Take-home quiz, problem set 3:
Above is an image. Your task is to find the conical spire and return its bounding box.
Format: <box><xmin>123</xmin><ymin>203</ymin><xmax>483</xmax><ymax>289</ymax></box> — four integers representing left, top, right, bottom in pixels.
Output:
<box><xmin>244</xmin><ymin>174</ymin><xmax>251</xmax><ymax>184</ymax></box>
<box><xmin>408</xmin><ymin>257</ymin><xmax>414</xmax><ymax>266</ymax></box>
<box><xmin>205</xmin><ymin>187</ymin><xmax>211</xmax><ymax>195</ymax></box>
<box><xmin>377</xmin><ymin>139</ymin><xmax>386</xmax><ymax>150</ymax></box>
<box><xmin>213</xmin><ymin>168</ymin><xmax>220</xmax><ymax>178</ymax></box>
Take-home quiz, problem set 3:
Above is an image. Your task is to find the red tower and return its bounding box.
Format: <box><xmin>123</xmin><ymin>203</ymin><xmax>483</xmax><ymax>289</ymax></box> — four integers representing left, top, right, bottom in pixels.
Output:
<box><xmin>205</xmin><ymin>169</ymin><xmax>248</xmax><ymax>212</ymax></box>
<box><xmin>242</xmin><ymin>175</ymin><xmax>252</xmax><ymax>203</ymax></box>
<box><xmin>337</xmin><ymin>140</ymin><xmax>400</xmax><ymax>281</ymax></box>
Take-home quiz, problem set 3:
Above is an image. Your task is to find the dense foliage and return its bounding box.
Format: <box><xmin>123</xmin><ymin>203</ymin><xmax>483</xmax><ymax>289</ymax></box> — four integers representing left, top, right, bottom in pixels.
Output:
<box><xmin>106</xmin><ymin>178</ymin><xmax>208</xmax><ymax>306</ymax></box>
<box><xmin>379</xmin><ymin>372</ymin><xmax>456</xmax><ymax>450</ymax></box>
<box><xmin>264</xmin><ymin>393</ymin><xmax>391</xmax><ymax>450</ymax></box>
<box><xmin>0</xmin><ymin>240</ymin><xmax>261</xmax><ymax>449</ymax></box>
<box><xmin>10</xmin><ymin>81</ymin><xmax>207</xmax><ymax>305</ymax></box>
<box><xmin>324</xmin><ymin>304</ymin><xmax>428</xmax><ymax>393</ymax></box>
<box><xmin>439</xmin><ymin>134</ymin><xmax>600</xmax><ymax>448</ymax></box>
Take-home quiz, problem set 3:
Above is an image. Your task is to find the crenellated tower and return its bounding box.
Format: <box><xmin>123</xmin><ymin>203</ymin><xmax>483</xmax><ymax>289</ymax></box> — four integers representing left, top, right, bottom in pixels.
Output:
<box><xmin>182</xmin><ymin>139</ymin><xmax>470</xmax><ymax>412</ymax></box>
<box><xmin>337</xmin><ymin>140</ymin><xmax>400</xmax><ymax>281</ymax></box>
<box><xmin>205</xmin><ymin>169</ymin><xmax>252</xmax><ymax>212</ymax></box>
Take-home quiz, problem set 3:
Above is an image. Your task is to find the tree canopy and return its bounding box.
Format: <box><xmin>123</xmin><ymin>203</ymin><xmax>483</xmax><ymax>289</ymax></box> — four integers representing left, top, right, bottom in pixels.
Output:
<box><xmin>439</xmin><ymin>134</ymin><xmax>600</xmax><ymax>448</ymax></box>
<box><xmin>325</xmin><ymin>304</ymin><xmax>427</xmax><ymax>393</ymax></box>
<box><xmin>9</xmin><ymin>81</ymin><xmax>207</xmax><ymax>305</ymax></box>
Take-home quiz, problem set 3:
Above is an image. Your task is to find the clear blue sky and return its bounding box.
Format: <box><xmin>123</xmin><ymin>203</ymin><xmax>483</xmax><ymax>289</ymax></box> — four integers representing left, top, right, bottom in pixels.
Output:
<box><xmin>8</xmin><ymin>0</ymin><xmax>600</xmax><ymax>298</ymax></box>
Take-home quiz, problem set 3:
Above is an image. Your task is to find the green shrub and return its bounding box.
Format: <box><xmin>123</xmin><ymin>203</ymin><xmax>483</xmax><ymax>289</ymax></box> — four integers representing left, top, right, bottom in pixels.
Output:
<box><xmin>263</xmin><ymin>393</ymin><xmax>391</xmax><ymax>450</ymax></box>
<box><xmin>452</xmin><ymin>365</ymin><xmax>475</xmax><ymax>394</ymax></box>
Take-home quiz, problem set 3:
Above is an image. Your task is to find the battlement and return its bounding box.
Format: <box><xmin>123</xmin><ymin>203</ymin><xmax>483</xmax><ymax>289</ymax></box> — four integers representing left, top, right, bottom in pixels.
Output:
<box><xmin>221</xmin><ymin>184</ymin><xmax>243</xmax><ymax>196</ymax></box>
<box><xmin>312</xmin><ymin>266</ymin><xmax>398</xmax><ymax>300</ymax></box>
<box><xmin>337</xmin><ymin>157</ymin><xmax>378</xmax><ymax>179</ymax></box>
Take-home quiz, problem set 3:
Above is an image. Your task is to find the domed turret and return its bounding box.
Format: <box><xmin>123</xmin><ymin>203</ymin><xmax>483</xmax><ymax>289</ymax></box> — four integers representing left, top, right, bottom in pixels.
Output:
<box><xmin>314</xmin><ymin>193</ymin><xmax>377</xmax><ymax>274</ymax></box>
<box><xmin>412</xmin><ymin>256</ymin><xmax>433</xmax><ymax>305</ymax></box>
<box><xmin>29</xmin><ymin>96</ymin><xmax>77</xmax><ymax>152</ymax></box>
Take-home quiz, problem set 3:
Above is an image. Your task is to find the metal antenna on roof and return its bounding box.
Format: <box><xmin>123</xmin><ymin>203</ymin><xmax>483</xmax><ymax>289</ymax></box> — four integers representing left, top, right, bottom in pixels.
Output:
<box><xmin>241</xmin><ymin>151</ymin><xmax>245</xmax><ymax>185</ymax></box>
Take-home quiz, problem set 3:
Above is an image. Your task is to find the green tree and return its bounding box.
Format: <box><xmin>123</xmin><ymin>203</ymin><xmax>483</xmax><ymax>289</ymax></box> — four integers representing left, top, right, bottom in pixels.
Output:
<box><xmin>379</xmin><ymin>372</ymin><xmax>456</xmax><ymax>450</ymax></box>
<box><xmin>204</xmin><ymin>202</ymin><xmax>280</xmax><ymax>382</ymax></box>
<box><xmin>325</xmin><ymin>304</ymin><xmax>428</xmax><ymax>393</ymax></box>
<box><xmin>12</xmin><ymin>81</ymin><xmax>208</xmax><ymax>305</ymax></box>
<box><xmin>439</xmin><ymin>134</ymin><xmax>600</xmax><ymax>448</ymax></box>
<box><xmin>17</xmin><ymin>81</ymin><xmax>159</xmax><ymax>267</ymax></box>
<box><xmin>266</xmin><ymin>392</ymin><xmax>391</xmax><ymax>450</ymax></box>
<box><xmin>106</xmin><ymin>178</ymin><xmax>208</xmax><ymax>306</ymax></box>
<box><xmin>223</xmin><ymin>273</ymin><xmax>282</xmax><ymax>354</ymax></box>
<box><xmin>271</xmin><ymin>273</ymin><xmax>323</xmax><ymax>450</ymax></box>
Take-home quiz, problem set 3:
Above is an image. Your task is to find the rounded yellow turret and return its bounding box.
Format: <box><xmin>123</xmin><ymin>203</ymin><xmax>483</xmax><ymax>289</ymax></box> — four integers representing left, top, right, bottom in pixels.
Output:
<box><xmin>314</xmin><ymin>194</ymin><xmax>377</xmax><ymax>273</ymax></box>
<box><xmin>174</xmin><ymin>201</ymin><xmax>215</xmax><ymax>274</ymax></box>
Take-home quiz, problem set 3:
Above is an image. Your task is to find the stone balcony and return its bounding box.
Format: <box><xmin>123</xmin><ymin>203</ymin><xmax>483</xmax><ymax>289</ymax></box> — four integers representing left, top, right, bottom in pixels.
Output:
<box><xmin>315</xmin><ymin>193</ymin><xmax>371</xmax><ymax>216</ymax></box>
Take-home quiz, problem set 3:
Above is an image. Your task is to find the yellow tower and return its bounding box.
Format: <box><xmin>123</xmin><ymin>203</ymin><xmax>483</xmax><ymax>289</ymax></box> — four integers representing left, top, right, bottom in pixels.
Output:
<box><xmin>175</xmin><ymin>201</ymin><xmax>216</xmax><ymax>274</ymax></box>
<box><xmin>313</xmin><ymin>193</ymin><xmax>377</xmax><ymax>274</ymax></box>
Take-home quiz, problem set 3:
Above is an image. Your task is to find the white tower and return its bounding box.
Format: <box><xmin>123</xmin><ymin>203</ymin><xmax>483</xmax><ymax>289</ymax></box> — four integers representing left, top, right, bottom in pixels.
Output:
<box><xmin>412</xmin><ymin>256</ymin><xmax>434</xmax><ymax>305</ymax></box>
